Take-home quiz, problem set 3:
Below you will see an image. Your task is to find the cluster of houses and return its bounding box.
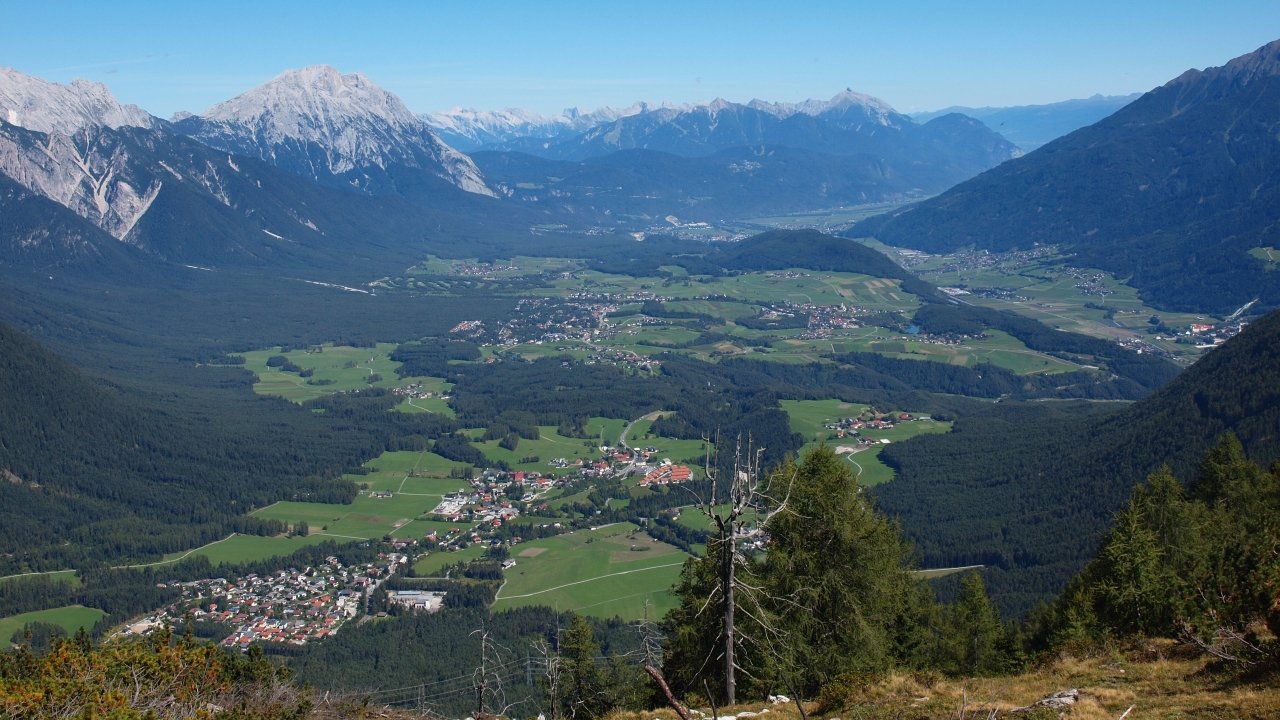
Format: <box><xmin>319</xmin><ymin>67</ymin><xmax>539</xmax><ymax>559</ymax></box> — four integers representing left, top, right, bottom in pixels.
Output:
<box><xmin>430</xmin><ymin>482</ymin><xmax>522</xmax><ymax>528</ymax></box>
<box><xmin>447</xmin><ymin>261</ymin><xmax>519</xmax><ymax>278</ymax></box>
<box><xmin>123</xmin><ymin>553</ymin><xmax>407</xmax><ymax>649</ymax></box>
<box><xmin>391</xmin><ymin>381</ymin><xmax>447</xmax><ymax>403</ymax></box>
<box><xmin>584</xmin><ymin>348</ymin><xmax>662</xmax><ymax>372</ymax></box>
<box><xmin>1184</xmin><ymin>320</ymin><xmax>1247</xmax><ymax>349</ymax></box>
<box><xmin>824</xmin><ymin>412</ymin><xmax>917</xmax><ymax>442</ymax></box>
<box><xmin>640</xmin><ymin>463</ymin><xmax>693</xmax><ymax>486</ymax></box>
<box><xmin>1063</xmin><ymin>267</ymin><xmax>1113</xmax><ymax>297</ymax></box>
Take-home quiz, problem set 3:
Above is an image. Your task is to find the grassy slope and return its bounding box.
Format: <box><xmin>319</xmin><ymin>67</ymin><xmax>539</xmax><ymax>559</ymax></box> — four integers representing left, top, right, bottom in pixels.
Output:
<box><xmin>491</xmin><ymin>522</ymin><xmax>689</xmax><ymax>619</ymax></box>
<box><xmin>607</xmin><ymin>642</ymin><xmax>1280</xmax><ymax>719</ymax></box>
<box><xmin>0</xmin><ymin>606</ymin><xmax>106</xmax><ymax>644</ymax></box>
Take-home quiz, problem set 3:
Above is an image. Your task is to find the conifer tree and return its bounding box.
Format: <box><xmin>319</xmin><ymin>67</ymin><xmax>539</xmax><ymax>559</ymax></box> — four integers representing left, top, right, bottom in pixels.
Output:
<box><xmin>943</xmin><ymin>572</ymin><xmax>1004</xmax><ymax>676</ymax></box>
<box><xmin>560</xmin><ymin>615</ymin><xmax>607</xmax><ymax>719</ymax></box>
<box><xmin>761</xmin><ymin>445</ymin><xmax>917</xmax><ymax>693</ymax></box>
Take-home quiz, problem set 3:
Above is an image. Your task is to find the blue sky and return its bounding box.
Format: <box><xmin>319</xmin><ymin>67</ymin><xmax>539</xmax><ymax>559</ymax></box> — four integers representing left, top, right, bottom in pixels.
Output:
<box><xmin>6</xmin><ymin>1</ymin><xmax>1279</xmax><ymax>118</ymax></box>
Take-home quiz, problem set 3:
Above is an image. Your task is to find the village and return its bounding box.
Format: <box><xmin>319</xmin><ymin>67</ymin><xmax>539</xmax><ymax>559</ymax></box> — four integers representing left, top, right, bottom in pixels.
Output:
<box><xmin>116</xmin><ymin>553</ymin><xmax>409</xmax><ymax>649</ymax></box>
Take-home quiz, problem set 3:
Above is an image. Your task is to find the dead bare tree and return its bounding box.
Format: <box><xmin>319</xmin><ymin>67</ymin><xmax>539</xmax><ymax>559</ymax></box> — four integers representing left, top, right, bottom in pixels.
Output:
<box><xmin>635</xmin><ymin>599</ymin><xmax>665</xmax><ymax>670</ymax></box>
<box><xmin>532</xmin><ymin>637</ymin><xmax>562</xmax><ymax>719</ymax></box>
<box><xmin>471</xmin><ymin>627</ymin><xmax>517</xmax><ymax>718</ymax></box>
<box><xmin>684</xmin><ymin>434</ymin><xmax>795</xmax><ymax>707</ymax></box>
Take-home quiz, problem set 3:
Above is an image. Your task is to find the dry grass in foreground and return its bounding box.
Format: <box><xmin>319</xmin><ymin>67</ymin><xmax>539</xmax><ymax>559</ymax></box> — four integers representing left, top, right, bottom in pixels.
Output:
<box><xmin>603</xmin><ymin>642</ymin><xmax>1280</xmax><ymax>720</ymax></box>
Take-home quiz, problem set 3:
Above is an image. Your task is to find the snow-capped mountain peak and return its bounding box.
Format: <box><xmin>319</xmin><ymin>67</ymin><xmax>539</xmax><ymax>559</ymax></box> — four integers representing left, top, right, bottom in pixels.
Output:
<box><xmin>179</xmin><ymin>65</ymin><xmax>492</xmax><ymax>196</ymax></box>
<box><xmin>0</xmin><ymin>67</ymin><xmax>159</xmax><ymax>135</ymax></box>
<box><xmin>747</xmin><ymin>88</ymin><xmax>900</xmax><ymax>125</ymax></box>
<box><xmin>200</xmin><ymin>65</ymin><xmax>420</xmax><ymax>132</ymax></box>
<box><xmin>801</xmin><ymin>88</ymin><xmax>897</xmax><ymax>116</ymax></box>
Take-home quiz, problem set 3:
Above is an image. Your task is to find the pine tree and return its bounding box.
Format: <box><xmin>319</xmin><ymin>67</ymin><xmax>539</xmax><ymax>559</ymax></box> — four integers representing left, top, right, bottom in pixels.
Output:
<box><xmin>943</xmin><ymin>572</ymin><xmax>1004</xmax><ymax>676</ymax></box>
<box><xmin>761</xmin><ymin>445</ymin><xmax>918</xmax><ymax>693</ymax></box>
<box><xmin>560</xmin><ymin>614</ymin><xmax>607</xmax><ymax>719</ymax></box>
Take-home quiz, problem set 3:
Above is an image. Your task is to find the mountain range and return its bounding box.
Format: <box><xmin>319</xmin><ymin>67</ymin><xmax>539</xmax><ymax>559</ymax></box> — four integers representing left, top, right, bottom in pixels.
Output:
<box><xmin>470</xmin><ymin>94</ymin><xmax>1020</xmax><ymax>223</ymax></box>
<box><xmin>0</xmin><ymin>66</ymin><xmax>1030</xmax><ymax>262</ymax></box>
<box><xmin>853</xmin><ymin>39</ymin><xmax>1280</xmax><ymax>314</ymax></box>
<box><xmin>910</xmin><ymin>93</ymin><xmax>1141</xmax><ymax>151</ymax></box>
<box><xmin>423</xmin><ymin>102</ymin><xmax>666</xmax><ymax>152</ymax></box>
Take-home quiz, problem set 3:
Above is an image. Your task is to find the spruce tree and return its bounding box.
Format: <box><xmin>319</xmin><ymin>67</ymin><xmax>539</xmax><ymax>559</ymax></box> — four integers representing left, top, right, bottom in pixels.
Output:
<box><xmin>761</xmin><ymin>446</ymin><xmax>917</xmax><ymax>692</ymax></box>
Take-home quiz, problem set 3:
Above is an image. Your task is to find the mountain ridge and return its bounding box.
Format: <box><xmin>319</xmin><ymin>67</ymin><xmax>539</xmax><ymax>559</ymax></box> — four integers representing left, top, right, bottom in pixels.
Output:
<box><xmin>850</xmin><ymin>39</ymin><xmax>1280</xmax><ymax>314</ymax></box>
<box><xmin>0</xmin><ymin>66</ymin><xmax>159</xmax><ymax>135</ymax></box>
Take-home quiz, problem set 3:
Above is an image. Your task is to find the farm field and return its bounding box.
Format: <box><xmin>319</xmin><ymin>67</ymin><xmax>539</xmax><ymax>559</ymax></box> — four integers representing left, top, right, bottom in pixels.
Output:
<box><xmin>346</xmin><ymin>450</ymin><xmax>472</xmax><ymax>490</ymax></box>
<box><xmin>238</xmin><ymin>342</ymin><xmax>426</xmax><ymax>403</ymax></box>
<box><xmin>158</xmin><ymin>533</ymin><xmax>336</xmax><ymax>566</ymax></box>
<box><xmin>404</xmin><ymin>255</ymin><xmax>583</xmax><ymax>280</ymax></box>
<box><xmin>741</xmin><ymin>201</ymin><xmax>908</xmax><ymax>229</ymax></box>
<box><xmin>896</xmin><ymin>245</ymin><xmax>1215</xmax><ymax>361</ymax></box>
<box><xmin>468</xmin><ymin>425</ymin><xmax>607</xmax><ymax>476</ymax></box>
<box><xmin>674</xmin><ymin>505</ymin><xmax>759</xmax><ymax>533</ymax></box>
<box><xmin>252</xmin><ymin>491</ymin><xmax>451</xmax><ymax>541</ymax></box>
<box><xmin>547</xmin><ymin>268</ymin><xmax>921</xmax><ymax>311</ymax></box>
<box><xmin>0</xmin><ymin>606</ymin><xmax>106</xmax><ymax>645</ymax></box>
<box><xmin>620</xmin><ymin>417</ymin><xmax>709</xmax><ymax>466</ymax></box>
<box><xmin>781</xmin><ymin>399</ymin><xmax>953</xmax><ymax>486</ymax></box>
<box><xmin>392</xmin><ymin>376</ymin><xmax>455</xmax><ymax>416</ymax></box>
<box><xmin>413</xmin><ymin>543</ymin><xmax>487</xmax><ymax>576</ymax></box>
<box><xmin>248</xmin><ymin>446</ymin><xmax>475</xmax><ymax>542</ymax></box>
<box><xmin>491</xmin><ymin>522</ymin><xmax>690</xmax><ymax>620</ymax></box>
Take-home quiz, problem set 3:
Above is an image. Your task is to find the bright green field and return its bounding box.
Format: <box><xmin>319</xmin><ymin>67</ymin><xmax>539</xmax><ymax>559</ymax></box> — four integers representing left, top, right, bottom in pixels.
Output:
<box><xmin>548</xmin><ymin>269</ymin><xmax>921</xmax><ymax>311</ymax></box>
<box><xmin>252</xmin><ymin>491</ymin><xmax>451</xmax><ymax>541</ymax></box>
<box><xmin>393</xmin><ymin>376</ymin><xmax>455</xmax><ymax>416</ymax></box>
<box><xmin>0</xmin><ymin>606</ymin><xmax>106</xmax><ymax>645</ymax></box>
<box><xmin>1249</xmin><ymin>246</ymin><xmax>1278</xmax><ymax>270</ymax></box>
<box><xmin>248</xmin><ymin>446</ymin><xmax>473</xmax><ymax>541</ymax></box>
<box><xmin>238</xmin><ymin>343</ymin><xmax>413</xmax><ymax>403</ymax></box>
<box><xmin>159</xmin><ymin>533</ymin><xmax>335</xmax><ymax>566</ymax></box>
<box><xmin>742</xmin><ymin>202</ymin><xmax>907</xmax><ymax>229</ymax></box>
<box><xmin>491</xmin><ymin>523</ymin><xmax>690</xmax><ymax>619</ymax></box>
<box><xmin>905</xmin><ymin>246</ymin><xmax>1214</xmax><ymax>361</ymax></box>
<box><xmin>674</xmin><ymin>506</ymin><xmax>759</xmax><ymax>533</ymax></box>
<box><xmin>586</xmin><ymin>417</ymin><xmax>629</xmax><ymax>446</ymax></box>
<box><xmin>622</xmin><ymin>418</ymin><xmax>710</xmax><ymax>467</ymax></box>
<box><xmin>471</xmin><ymin>425</ymin><xmax>608</xmax><ymax>476</ymax></box>
<box><xmin>0</xmin><ymin>570</ymin><xmax>78</xmax><ymax>587</ymax></box>
<box><xmin>406</xmin><ymin>255</ymin><xmax>583</xmax><ymax>280</ymax></box>
<box><xmin>346</xmin><ymin>449</ymin><xmax>473</xmax><ymax>490</ymax></box>
<box><xmin>413</xmin><ymin>543</ymin><xmax>487</xmax><ymax>576</ymax></box>
<box><xmin>781</xmin><ymin>400</ymin><xmax>953</xmax><ymax>486</ymax></box>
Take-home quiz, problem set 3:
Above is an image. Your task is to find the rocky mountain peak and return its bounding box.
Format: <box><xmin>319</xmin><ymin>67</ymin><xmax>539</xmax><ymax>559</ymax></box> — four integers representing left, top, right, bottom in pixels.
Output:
<box><xmin>200</xmin><ymin>65</ymin><xmax>419</xmax><ymax>132</ymax></box>
<box><xmin>182</xmin><ymin>65</ymin><xmax>492</xmax><ymax>197</ymax></box>
<box><xmin>0</xmin><ymin>67</ymin><xmax>158</xmax><ymax>135</ymax></box>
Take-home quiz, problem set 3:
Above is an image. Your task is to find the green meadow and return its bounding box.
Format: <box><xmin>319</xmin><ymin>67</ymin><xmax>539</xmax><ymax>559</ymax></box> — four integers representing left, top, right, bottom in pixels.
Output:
<box><xmin>413</xmin><ymin>543</ymin><xmax>487</xmax><ymax>576</ymax></box>
<box><xmin>0</xmin><ymin>606</ymin><xmax>106</xmax><ymax>645</ymax></box>
<box><xmin>392</xmin><ymin>376</ymin><xmax>455</xmax><ymax>416</ymax></box>
<box><xmin>907</xmin><ymin>248</ymin><xmax>1213</xmax><ymax>360</ymax></box>
<box><xmin>491</xmin><ymin>523</ymin><xmax>690</xmax><ymax>620</ymax></box>
<box><xmin>253</xmin><ymin>491</ymin><xmax>455</xmax><ymax>541</ymax></box>
<box><xmin>781</xmin><ymin>399</ymin><xmax>953</xmax><ymax>486</ymax></box>
<box><xmin>159</xmin><ymin>533</ymin><xmax>336</xmax><ymax>566</ymax></box>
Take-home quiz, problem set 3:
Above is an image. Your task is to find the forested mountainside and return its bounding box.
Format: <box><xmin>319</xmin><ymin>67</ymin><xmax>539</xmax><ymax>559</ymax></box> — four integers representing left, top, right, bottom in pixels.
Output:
<box><xmin>852</xmin><ymin>40</ymin><xmax>1280</xmax><ymax>314</ymax></box>
<box><xmin>878</xmin><ymin>309</ymin><xmax>1280</xmax><ymax>614</ymax></box>
<box><xmin>0</xmin><ymin>319</ymin><xmax>454</xmax><ymax>571</ymax></box>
